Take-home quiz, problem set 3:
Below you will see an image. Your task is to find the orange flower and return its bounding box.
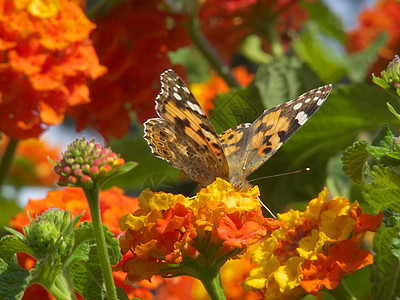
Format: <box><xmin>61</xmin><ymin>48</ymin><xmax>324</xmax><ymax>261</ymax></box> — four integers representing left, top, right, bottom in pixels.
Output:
<box><xmin>10</xmin><ymin>186</ymin><xmax>154</xmax><ymax>299</ymax></box>
<box><xmin>118</xmin><ymin>178</ymin><xmax>280</xmax><ymax>283</ymax></box>
<box><xmin>0</xmin><ymin>136</ymin><xmax>60</xmax><ymax>186</ymax></box>
<box><xmin>199</xmin><ymin>0</ymin><xmax>309</xmax><ymax>60</ymax></box>
<box><xmin>190</xmin><ymin>66</ymin><xmax>254</xmax><ymax>114</ymax></box>
<box><xmin>347</xmin><ymin>0</ymin><xmax>400</xmax><ymax>77</ymax></box>
<box><xmin>243</xmin><ymin>188</ymin><xmax>383</xmax><ymax>299</ymax></box>
<box><xmin>0</xmin><ymin>0</ymin><xmax>106</xmax><ymax>139</ymax></box>
<box><xmin>69</xmin><ymin>0</ymin><xmax>191</xmax><ymax>140</ymax></box>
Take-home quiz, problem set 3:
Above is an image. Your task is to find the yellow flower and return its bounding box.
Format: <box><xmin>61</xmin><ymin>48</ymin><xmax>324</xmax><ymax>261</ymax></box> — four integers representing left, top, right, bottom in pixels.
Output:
<box><xmin>243</xmin><ymin>188</ymin><xmax>382</xmax><ymax>298</ymax></box>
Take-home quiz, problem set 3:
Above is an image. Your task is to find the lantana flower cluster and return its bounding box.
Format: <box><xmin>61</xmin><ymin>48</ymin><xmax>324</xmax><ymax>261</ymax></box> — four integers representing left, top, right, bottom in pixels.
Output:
<box><xmin>118</xmin><ymin>178</ymin><xmax>280</xmax><ymax>282</ymax></box>
<box><xmin>0</xmin><ymin>0</ymin><xmax>106</xmax><ymax>139</ymax></box>
<box><xmin>243</xmin><ymin>188</ymin><xmax>383</xmax><ymax>299</ymax></box>
<box><xmin>53</xmin><ymin>138</ymin><xmax>125</xmax><ymax>188</ymax></box>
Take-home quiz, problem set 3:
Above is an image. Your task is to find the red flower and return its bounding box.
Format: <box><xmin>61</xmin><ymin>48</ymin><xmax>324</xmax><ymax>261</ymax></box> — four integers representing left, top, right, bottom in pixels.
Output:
<box><xmin>199</xmin><ymin>0</ymin><xmax>309</xmax><ymax>60</ymax></box>
<box><xmin>70</xmin><ymin>0</ymin><xmax>191</xmax><ymax>140</ymax></box>
<box><xmin>0</xmin><ymin>0</ymin><xmax>105</xmax><ymax>139</ymax></box>
<box><xmin>347</xmin><ymin>0</ymin><xmax>400</xmax><ymax>76</ymax></box>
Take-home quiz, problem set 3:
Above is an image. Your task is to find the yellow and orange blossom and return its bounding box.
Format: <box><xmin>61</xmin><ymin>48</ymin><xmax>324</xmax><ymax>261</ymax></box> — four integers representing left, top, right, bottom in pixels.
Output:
<box><xmin>243</xmin><ymin>188</ymin><xmax>383</xmax><ymax>299</ymax></box>
<box><xmin>118</xmin><ymin>178</ymin><xmax>280</xmax><ymax>283</ymax></box>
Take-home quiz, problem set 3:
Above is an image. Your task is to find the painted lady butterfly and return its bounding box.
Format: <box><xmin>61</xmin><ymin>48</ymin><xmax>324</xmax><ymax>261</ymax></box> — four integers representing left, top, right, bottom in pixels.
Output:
<box><xmin>144</xmin><ymin>69</ymin><xmax>332</xmax><ymax>190</ymax></box>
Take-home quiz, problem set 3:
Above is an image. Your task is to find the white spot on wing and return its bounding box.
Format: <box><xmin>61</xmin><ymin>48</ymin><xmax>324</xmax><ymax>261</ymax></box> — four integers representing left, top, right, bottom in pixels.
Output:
<box><xmin>186</xmin><ymin>101</ymin><xmax>204</xmax><ymax>115</ymax></box>
<box><xmin>173</xmin><ymin>92</ymin><xmax>182</xmax><ymax>100</ymax></box>
<box><xmin>173</xmin><ymin>86</ymin><xmax>178</xmax><ymax>92</ymax></box>
<box><xmin>295</xmin><ymin>111</ymin><xmax>309</xmax><ymax>125</ymax></box>
<box><xmin>317</xmin><ymin>98</ymin><xmax>325</xmax><ymax>106</ymax></box>
<box><xmin>182</xmin><ymin>86</ymin><xmax>190</xmax><ymax>94</ymax></box>
<box><xmin>293</xmin><ymin>103</ymin><xmax>302</xmax><ymax>110</ymax></box>
<box><xmin>305</xmin><ymin>98</ymin><xmax>311</xmax><ymax>103</ymax></box>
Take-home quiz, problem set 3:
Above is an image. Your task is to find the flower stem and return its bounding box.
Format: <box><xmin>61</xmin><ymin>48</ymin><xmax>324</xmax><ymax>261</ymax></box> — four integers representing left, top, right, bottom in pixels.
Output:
<box><xmin>327</xmin><ymin>281</ymin><xmax>356</xmax><ymax>300</ymax></box>
<box><xmin>84</xmin><ymin>187</ymin><xmax>118</xmax><ymax>300</ymax></box>
<box><xmin>0</xmin><ymin>137</ymin><xmax>19</xmax><ymax>195</ymax></box>
<box><xmin>198</xmin><ymin>269</ymin><xmax>226</xmax><ymax>300</ymax></box>
<box><xmin>186</xmin><ymin>16</ymin><xmax>240</xmax><ymax>88</ymax></box>
<box><xmin>46</xmin><ymin>271</ymin><xmax>77</xmax><ymax>300</ymax></box>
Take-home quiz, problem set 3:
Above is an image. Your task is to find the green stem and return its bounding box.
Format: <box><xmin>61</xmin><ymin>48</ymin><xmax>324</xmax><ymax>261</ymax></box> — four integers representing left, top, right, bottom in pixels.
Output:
<box><xmin>327</xmin><ymin>281</ymin><xmax>356</xmax><ymax>300</ymax></box>
<box><xmin>199</xmin><ymin>270</ymin><xmax>226</xmax><ymax>300</ymax></box>
<box><xmin>84</xmin><ymin>187</ymin><xmax>118</xmax><ymax>300</ymax></box>
<box><xmin>0</xmin><ymin>138</ymin><xmax>19</xmax><ymax>195</ymax></box>
<box><xmin>46</xmin><ymin>272</ymin><xmax>77</xmax><ymax>300</ymax></box>
<box><xmin>186</xmin><ymin>16</ymin><xmax>240</xmax><ymax>88</ymax></box>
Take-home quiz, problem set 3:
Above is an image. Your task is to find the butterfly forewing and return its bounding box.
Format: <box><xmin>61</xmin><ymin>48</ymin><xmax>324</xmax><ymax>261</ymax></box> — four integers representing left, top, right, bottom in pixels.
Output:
<box><xmin>242</xmin><ymin>84</ymin><xmax>332</xmax><ymax>177</ymax></box>
<box><xmin>144</xmin><ymin>70</ymin><xmax>230</xmax><ymax>187</ymax></box>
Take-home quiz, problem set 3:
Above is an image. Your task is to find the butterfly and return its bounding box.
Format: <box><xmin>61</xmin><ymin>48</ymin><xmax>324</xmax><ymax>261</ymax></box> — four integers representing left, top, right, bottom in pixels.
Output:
<box><xmin>144</xmin><ymin>69</ymin><xmax>332</xmax><ymax>191</ymax></box>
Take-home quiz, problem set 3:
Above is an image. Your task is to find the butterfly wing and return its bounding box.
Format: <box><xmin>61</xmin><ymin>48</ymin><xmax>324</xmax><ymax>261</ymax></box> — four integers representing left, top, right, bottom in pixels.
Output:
<box><xmin>144</xmin><ymin>69</ymin><xmax>230</xmax><ymax>187</ymax></box>
<box><xmin>219</xmin><ymin>85</ymin><xmax>332</xmax><ymax>188</ymax></box>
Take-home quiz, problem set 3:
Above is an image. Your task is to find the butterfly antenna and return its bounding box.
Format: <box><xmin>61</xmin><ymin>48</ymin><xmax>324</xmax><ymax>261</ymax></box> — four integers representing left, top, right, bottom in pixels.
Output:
<box><xmin>258</xmin><ymin>197</ymin><xmax>276</xmax><ymax>219</ymax></box>
<box><xmin>248</xmin><ymin>168</ymin><xmax>310</xmax><ymax>183</ymax></box>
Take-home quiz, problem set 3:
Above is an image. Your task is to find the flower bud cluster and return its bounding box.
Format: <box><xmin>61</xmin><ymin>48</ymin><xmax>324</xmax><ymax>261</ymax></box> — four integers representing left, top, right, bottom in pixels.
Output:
<box><xmin>53</xmin><ymin>138</ymin><xmax>125</xmax><ymax>188</ymax></box>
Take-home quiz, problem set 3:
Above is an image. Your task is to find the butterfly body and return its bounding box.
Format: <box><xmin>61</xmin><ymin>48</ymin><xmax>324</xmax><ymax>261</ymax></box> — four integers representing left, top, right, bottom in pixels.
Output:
<box><xmin>144</xmin><ymin>69</ymin><xmax>332</xmax><ymax>190</ymax></box>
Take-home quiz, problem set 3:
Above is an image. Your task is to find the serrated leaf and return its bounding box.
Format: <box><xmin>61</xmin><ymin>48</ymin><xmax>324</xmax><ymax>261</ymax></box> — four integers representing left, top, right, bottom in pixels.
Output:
<box><xmin>0</xmin><ymin>258</ymin><xmax>30</xmax><ymax>300</ymax></box>
<box><xmin>0</xmin><ymin>235</ymin><xmax>33</xmax><ymax>261</ymax></box>
<box><xmin>70</xmin><ymin>246</ymin><xmax>107</xmax><ymax>300</ymax></box>
<box><xmin>70</xmin><ymin>222</ymin><xmax>121</xmax><ymax>300</ymax></box>
<box><xmin>73</xmin><ymin>221</ymin><xmax>121</xmax><ymax>265</ymax></box>
<box><xmin>341</xmin><ymin>140</ymin><xmax>370</xmax><ymax>184</ymax></box>
<box><xmin>363</xmin><ymin>166</ymin><xmax>400</xmax><ymax>212</ymax></box>
<box><xmin>371</xmin><ymin>225</ymin><xmax>400</xmax><ymax>299</ymax></box>
<box><xmin>372</xmin><ymin>124</ymin><xmax>394</xmax><ymax>148</ymax></box>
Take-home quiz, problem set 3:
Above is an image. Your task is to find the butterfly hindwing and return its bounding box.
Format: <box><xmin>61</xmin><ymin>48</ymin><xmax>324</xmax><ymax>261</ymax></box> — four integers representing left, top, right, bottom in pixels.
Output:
<box><xmin>144</xmin><ymin>70</ymin><xmax>230</xmax><ymax>186</ymax></box>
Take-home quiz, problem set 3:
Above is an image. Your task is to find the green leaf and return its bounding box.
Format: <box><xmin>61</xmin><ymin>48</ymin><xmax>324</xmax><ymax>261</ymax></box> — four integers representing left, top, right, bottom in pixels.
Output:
<box><xmin>293</xmin><ymin>21</ymin><xmax>385</xmax><ymax>83</ymax></box>
<box><xmin>362</xmin><ymin>166</ymin><xmax>400</xmax><ymax>212</ymax></box>
<box><xmin>341</xmin><ymin>141</ymin><xmax>370</xmax><ymax>184</ymax></box>
<box><xmin>70</xmin><ymin>222</ymin><xmax>122</xmax><ymax>300</ymax></box>
<box><xmin>253</xmin><ymin>56</ymin><xmax>323</xmax><ymax>109</ymax></box>
<box><xmin>300</xmin><ymin>0</ymin><xmax>345</xmax><ymax>43</ymax></box>
<box><xmin>372</xmin><ymin>124</ymin><xmax>394</xmax><ymax>148</ymax></box>
<box><xmin>371</xmin><ymin>225</ymin><xmax>400</xmax><ymax>299</ymax></box>
<box><xmin>116</xmin><ymin>286</ymin><xmax>130</xmax><ymax>300</ymax></box>
<box><xmin>0</xmin><ymin>258</ymin><xmax>30</xmax><ymax>300</ymax></box>
<box><xmin>292</xmin><ymin>21</ymin><xmax>346</xmax><ymax>83</ymax></box>
<box><xmin>382</xmin><ymin>209</ymin><xmax>400</xmax><ymax>261</ymax></box>
<box><xmin>0</xmin><ymin>235</ymin><xmax>33</xmax><ymax>261</ymax></box>
<box><xmin>345</xmin><ymin>34</ymin><xmax>387</xmax><ymax>83</ymax></box>
<box><xmin>387</xmin><ymin>102</ymin><xmax>400</xmax><ymax>121</ymax></box>
<box><xmin>210</xmin><ymin>86</ymin><xmax>264</xmax><ymax>134</ymax></box>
